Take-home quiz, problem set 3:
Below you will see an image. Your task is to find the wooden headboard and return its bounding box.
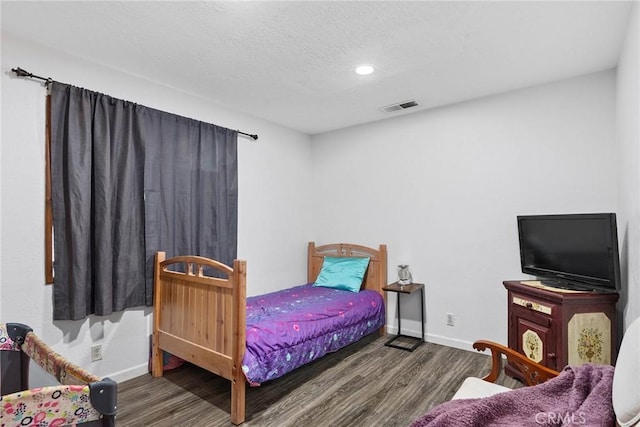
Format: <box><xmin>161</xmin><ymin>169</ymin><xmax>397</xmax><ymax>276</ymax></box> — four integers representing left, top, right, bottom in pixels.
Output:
<box><xmin>307</xmin><ymin>242</ymin><xmax>388</xmax><ymax>297</ymax></box>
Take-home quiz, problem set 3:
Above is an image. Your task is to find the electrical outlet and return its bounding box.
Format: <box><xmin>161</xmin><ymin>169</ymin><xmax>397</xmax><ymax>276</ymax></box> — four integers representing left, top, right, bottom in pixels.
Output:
<box><xmin>446</xmin><ymin>313</ymin><xmax>455</xmax><ymax>326</ymax></box>
<box><xmin>91</xmin><ymin>344</ymin><xmax>103</xmax><ymax>361</ymax></box>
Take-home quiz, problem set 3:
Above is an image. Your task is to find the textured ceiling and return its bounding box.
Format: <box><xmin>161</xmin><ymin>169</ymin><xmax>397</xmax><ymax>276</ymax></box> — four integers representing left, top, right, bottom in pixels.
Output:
<box><xmin>1</xmin><ymin>1</ymin><xmax>633</xmax><ymax>135</ymax></box>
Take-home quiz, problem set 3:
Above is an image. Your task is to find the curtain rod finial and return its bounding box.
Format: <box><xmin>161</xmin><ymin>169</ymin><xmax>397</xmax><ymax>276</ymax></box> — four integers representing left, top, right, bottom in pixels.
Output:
<box><xmin>11</xmin><ymin>67</ymin><xmax>31</xmax><ymax>78</ymax></box>
<box><xmin>237</xmin><ymin>130</ymin><xmax>259</xmax><ymax>141</ymax></box>
<box><xmin>12</xmin><ymin>67</ymin><xmax>53</xmax><ymax>87</ymax></box>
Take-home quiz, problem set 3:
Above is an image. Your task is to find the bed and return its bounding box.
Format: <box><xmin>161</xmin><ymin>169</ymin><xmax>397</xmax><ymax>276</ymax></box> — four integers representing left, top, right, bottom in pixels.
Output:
<box><xmin>150</xmin><ymin>241</ymin><xmax>387</xmax><ymax>425</ymax></box>
<box><xmin>0</xmin><ymin>323</ymin><xmax>117</xmax><ymax>427</ymax></box>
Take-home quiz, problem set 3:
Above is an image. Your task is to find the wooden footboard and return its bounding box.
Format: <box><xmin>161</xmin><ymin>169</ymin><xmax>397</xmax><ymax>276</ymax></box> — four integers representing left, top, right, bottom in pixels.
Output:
<box><xmin>151</xmin><ymin>252</ymin><xmax>247</xmax><ymax>424</ymax></box>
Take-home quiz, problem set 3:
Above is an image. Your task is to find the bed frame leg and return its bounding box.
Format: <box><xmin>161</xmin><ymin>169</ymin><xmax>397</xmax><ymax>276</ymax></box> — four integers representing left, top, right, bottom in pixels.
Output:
<box><xmin>151</xmin><ymin>252</ymin><xmax>166</xmax><ymax>378</ymax></box>
<box><xmin>151</xmin><ymin>332</ymin><xmax>163</xmax><ymax>377</ymax></box>
<box><xmin>231</xmin><ymin>377</ymin><xmax>246</xmax><ymax>425</ymax></box>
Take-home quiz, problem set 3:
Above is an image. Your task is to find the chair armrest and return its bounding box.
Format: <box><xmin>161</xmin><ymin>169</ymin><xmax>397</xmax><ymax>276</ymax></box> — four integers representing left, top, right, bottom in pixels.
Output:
<box><xmin>473</xmin><ymin>340</ymin><xmax>560</xmax><ymax>386</ymax></box>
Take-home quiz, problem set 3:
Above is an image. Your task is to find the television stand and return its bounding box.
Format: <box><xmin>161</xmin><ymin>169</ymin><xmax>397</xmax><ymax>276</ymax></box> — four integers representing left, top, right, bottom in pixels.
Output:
<box><xmin>503</xmin><ymin>280</ymin><xmax>618</xmax><ymax>380</ymax></box>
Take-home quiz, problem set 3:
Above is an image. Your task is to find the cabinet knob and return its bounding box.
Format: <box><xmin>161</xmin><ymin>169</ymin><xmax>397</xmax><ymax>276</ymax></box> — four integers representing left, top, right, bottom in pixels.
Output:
<box><xmin>547</xmin><ymin>352</ymin><xmax>556</xmax><ymax>359</ymax></box>
<box><xmin>525</xmin><ymin>302</ymin><xmax>533</xmax><ymax>309</ymax></box>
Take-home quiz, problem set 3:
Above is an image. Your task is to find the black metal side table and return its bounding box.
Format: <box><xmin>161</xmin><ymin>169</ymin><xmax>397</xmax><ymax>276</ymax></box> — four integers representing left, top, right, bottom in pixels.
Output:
<box><xmin>382</xmin><ymin>282</ymin><xmax>425</xmax><ymax>351</ymax></box>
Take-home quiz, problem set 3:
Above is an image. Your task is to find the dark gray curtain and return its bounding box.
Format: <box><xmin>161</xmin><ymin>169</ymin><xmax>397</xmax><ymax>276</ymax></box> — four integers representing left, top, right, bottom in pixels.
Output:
<box><xmin>50</xmin><ymin>82</ymin><xmax>238</xmax><ymax>320</ymax></box>
<box><xmin>143</xmin><ymin>110</ymin><xmax>238</xmax><ymax>305</ymax></box>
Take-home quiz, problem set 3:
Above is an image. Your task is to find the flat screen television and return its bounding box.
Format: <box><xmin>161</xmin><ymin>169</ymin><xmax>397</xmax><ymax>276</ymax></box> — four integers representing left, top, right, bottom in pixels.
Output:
<box><xmin>517</xmin><ymin>213</ymin><xmax>621</xmax><ymax>292</ymax></box>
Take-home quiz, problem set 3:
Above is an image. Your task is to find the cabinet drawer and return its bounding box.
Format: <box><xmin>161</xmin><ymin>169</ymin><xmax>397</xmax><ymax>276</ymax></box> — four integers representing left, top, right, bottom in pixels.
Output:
<box><xmin>512</xmin><ymin>294</ymin><xmax>554</xmax><ymax>315</ymax></box>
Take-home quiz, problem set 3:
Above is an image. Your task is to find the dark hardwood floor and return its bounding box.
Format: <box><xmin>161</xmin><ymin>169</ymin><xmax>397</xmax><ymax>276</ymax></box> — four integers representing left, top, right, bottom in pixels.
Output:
<box><xmin>117</xmin><ymin>335</ymin><xmax>521</xmax><ymax>426</ymax></box>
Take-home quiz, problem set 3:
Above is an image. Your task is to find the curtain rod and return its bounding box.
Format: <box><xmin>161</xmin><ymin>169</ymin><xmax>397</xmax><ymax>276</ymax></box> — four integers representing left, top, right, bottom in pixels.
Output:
<box><xmin>11</xmin><ymin>66</ymin><xmax>259</xmax><ymax>141</ymax></box>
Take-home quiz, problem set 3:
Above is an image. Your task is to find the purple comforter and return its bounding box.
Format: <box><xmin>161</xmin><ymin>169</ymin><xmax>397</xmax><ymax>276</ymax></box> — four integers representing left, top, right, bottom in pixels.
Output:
<box><xmin>241</xmin><ymin>284</ymin><xmax>385</xmax><ymax>386</ymax></box>
<box><xmin>410</xmin><ymin>364</ymin><xmax>615</xmax><ymax>427</ymax></box>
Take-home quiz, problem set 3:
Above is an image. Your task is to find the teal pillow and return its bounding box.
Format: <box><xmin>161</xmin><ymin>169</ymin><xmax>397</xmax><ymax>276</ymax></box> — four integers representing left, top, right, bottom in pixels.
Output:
<box><xmin>313</xmin><ymin>256</ymin><xmax>370</xmax><ymax>292</ymax></box>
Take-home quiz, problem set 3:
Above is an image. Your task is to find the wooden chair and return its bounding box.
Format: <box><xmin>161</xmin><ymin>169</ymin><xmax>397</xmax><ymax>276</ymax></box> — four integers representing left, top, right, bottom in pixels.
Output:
<box><xmin>452</xmin><ymin>340</ymin><xmax>559</xmax><ymax>400</ymax></box>
<box><xmin>453</xmin><ymin>317</ymin><xmax>640</xmax><ymax>426</ymax></box>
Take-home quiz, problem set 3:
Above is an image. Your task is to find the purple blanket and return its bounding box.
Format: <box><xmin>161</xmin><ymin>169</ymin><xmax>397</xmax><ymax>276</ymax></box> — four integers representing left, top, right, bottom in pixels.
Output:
<box><xmin>241</xmin><ymin>284</ymin><xmax>384</xmax><ymax>386</ymax></box>
<box><xmin>410</xmin><ymin>364</ymin><xmax>615</xmax><ymax>427</ymax></box>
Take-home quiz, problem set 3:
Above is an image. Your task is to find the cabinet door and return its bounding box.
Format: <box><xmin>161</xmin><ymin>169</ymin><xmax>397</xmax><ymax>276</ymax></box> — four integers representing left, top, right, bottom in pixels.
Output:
<box><xmin>567</xmin><ymin>312</ymin><xmax>613</xmax><ymax>365</ymax></box>
<box><xmin>513</xmin><ymin>309</ymin><xmax>558</xmax><ymax>370</ymax></box>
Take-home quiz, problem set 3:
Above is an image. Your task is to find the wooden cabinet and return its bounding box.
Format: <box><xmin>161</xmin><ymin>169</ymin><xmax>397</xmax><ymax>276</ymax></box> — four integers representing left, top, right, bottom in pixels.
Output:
<box><xmin>503</xmin><ymin>281</ymin><xmax>618</xmax><ymax>380</ymax></box>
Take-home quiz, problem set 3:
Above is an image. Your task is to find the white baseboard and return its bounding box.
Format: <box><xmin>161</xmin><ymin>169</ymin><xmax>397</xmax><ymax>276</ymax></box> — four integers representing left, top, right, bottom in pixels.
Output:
<box><xmin>105</xmin><ymin>363</ymin><xmax>150</xmax><ymax>383</ymax></box>
<box><xmin>386</xmin><ymin>324</ymin><xmax>478</xmax><ymax>353</ymax></box>
<box><xmin>425</xmin><ymin>333</ymin><xmax>476</xmax><ymax>352</ymax></box>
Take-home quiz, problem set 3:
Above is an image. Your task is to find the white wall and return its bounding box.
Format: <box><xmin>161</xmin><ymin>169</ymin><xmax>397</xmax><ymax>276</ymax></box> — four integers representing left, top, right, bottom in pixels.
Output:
<box><xmin>311</xmin><ymin>71</ymin><xmax>619</xmax><ymax>349</ymax></box>
<box><xmin>1</xmin><ymin>33</ymin><xmax>312</xmax><ymax>383</ymax></box>
<box><xmin>616</xmin><ymin>1</ymin><xmax>640</xmax><ymax>329</ymax></box>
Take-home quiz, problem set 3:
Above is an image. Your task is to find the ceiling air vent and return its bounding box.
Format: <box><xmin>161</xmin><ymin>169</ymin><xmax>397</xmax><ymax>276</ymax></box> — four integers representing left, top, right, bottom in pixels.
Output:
<box><xmin>379</xmin><ymin>100</ymin><xmax>420</xmax><ymax>113</ymax></box>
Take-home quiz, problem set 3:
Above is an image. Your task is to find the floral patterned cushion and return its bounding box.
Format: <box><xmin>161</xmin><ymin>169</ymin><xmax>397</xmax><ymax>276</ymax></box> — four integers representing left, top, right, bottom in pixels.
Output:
<box><xmin>0</xmin><ymin>385</ymin><xmax>102</xmax><ymax>426</ymax></box>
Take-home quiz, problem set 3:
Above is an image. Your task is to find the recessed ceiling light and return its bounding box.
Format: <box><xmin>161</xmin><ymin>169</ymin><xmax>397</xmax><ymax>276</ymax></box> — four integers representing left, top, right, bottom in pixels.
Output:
<box><xmin>355</xmin><ymin>65</ymin><xmax>375</xmax><ymax>76</ymax></box>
